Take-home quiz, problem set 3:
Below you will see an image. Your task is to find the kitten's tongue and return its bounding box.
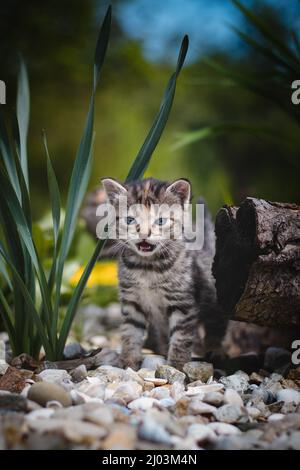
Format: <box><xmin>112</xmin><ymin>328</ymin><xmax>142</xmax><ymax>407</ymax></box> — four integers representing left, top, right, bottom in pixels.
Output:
<box><xmin>137</xmin><ymin>241</ymin><xmax>154</xmax><ymax>252</ymax></box>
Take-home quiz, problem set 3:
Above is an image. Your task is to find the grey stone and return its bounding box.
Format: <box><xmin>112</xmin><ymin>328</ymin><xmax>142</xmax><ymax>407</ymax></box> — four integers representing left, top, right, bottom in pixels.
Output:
<box><xmin>141</xmin><ymin>355</ymin><xmax>166</xmax><ymax>370</ymax></box>
<box><xmin>264</xmin><ymin>347</ymin><xmax>291</xmax><ymax>374</ymax></box>
<box><xmin>70</xmin><ymin>365</ymin><xmax>88</xmax><ymax>383</ymax></box>
<box><xmin>37</xmin><ymin>369</ymin><xmax>74</xmax><ymax>391</ymax></box>
<box><xmin>220</xmin><ymin>373</ymin><xmax>249</xmax><ymax>393</ymax></box>
<box><xmin>183</xmin><ymin>361</ymin><xmax>213</xmax><ymax>383</ymax></box>
<box><xmin>203</xmin><ymin>391</ymin><xmax>224</xmax><ymax>406</ymax></box>
<box><xmin>138</xmin><ymin>417</ymin><xmax>173</xmax><ymax>445</ymax></box>
<box><xmin>214</xmin><ymin>404</ymin><xmax>248</xmax><ymax>424</ymax></box>
<box><xmin>28</xmin><ymin>382</ymin><xmax>72</xmax><ymax>407</ymax></box>
<box><xmin>224</xmin><ymin>389</ymin><xmax>244</xmax><ymax>407</ymax></box>
<box><xmin>155</xmin><ymin>365</ymin><xmax>186</xmax><ymax>384</ymax></box>
<box><xmin>276</xmin><ymin>389</ymin><xmax>300</xmax><ymax>405</ymax></box>
<box><xmin>63</xmin><ymin>342</ymin><xmax>85</xmax><ymax>360</ymax></box>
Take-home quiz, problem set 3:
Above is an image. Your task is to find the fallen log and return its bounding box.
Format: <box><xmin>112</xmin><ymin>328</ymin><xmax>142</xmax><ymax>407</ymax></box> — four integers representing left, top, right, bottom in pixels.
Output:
<box><xmin>213</xmin><ymin>197</ymin><xmax>300</xmax><ymax>328</ymax></box>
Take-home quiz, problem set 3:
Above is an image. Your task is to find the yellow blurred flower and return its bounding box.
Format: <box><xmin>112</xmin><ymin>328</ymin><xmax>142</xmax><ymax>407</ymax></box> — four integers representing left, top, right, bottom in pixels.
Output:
<box><xmin>69</xmin><ymin>261</ymin><xmax>118</xmax><ymax>287</ymax></box>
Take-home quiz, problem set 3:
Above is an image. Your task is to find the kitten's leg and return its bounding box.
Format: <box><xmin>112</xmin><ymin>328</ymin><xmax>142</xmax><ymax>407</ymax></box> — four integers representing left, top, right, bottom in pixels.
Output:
<box><xmin>120</xmin><ymin>300</ymin><xmax>147</xmax><ymax>370</ymax></box>
<box><xmin>167</xmin><ymin>307</ymin><xmax>197</xmax><ymax>370</ymax></box>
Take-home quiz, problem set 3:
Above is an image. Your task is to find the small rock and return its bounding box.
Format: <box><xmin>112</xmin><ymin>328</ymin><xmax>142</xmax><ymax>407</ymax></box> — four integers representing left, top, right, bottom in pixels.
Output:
<box><xmin>188</xmin><ymin>399</ymin><xmax>216</xmax><ymax>415</ymax></box>
<box><xmin>187</xmin><ymin>423</ymin><xmax>216</xmax><ymax>443</ymax></box>
<box><xmin>83</xmin><ymin>403</ymin><xmax>114</xmax><ymax>427</ymax></box>
<box><xmin>287</xmin><ymin>367</ymin><xmax>300</xmax><ymax>382</ymax></box>
<box><xmin>70</xmin><ymin>365</ymin><xmax>88</xmax><ymax>383</ymax></box>
<box><xmin>220</xmin><ymin>373</ymin><xmax>249</xmax><ymax>393</ymax></box>
<box><xmin>224</xmin><ymin>389</ymin><xmax>244</xmax><ymax>407</ymax></box>
<box><xmin>63</xmin><ymin>342</ymin><xmax>85</xmax><ymax>359</ymax></box>
<box><xmin>208</xmin><ymin>422</ymin><xmax>242</xmax><ymax>436</ymax></box>
<box><xmin>249</xmin><ymin>372</ymin><xmax>264</xmax><ymax>385</ymax></box>
<box><xmin>264</xmin><ymin>347</ymin><xmax>291</xmax><ymax>374</ymax></box>
<box><xmin>28</xmin><ymin>418</ymin><xmax>107</xmax><ymax>443</ymax></box>
<box><xmin>0</xmin><ymin>362</ymin><xmax>9</xmax><ymax>376</ymax></box>
<box><xmin>251</xmin><ymin>388</ymin><xmax>276</xmax><ymax>405</ymax></box>
<box><xmin>0</xmin><ymin>366</ymin><xmax>26</xmax><ymax>393</ymax></box>
<box><xmin>26</xmin><ymin>408</ymin><xmax>54</xmax><ymax>421</ymax></box>
<box><xmin>203</xmin><ymin>391</ymin><xmax>224</xmax><ymax>406</ymax></box>
<box><xmin>170</xmin><ymin>382</ymin><xmax>185</xmax><ymax>401</ymax></box>
<box><xmin>246</xmin><ymin>406</ymin><xmax>261</xmax><ymax>420</ymax></box>
<box><xmin>102</xmin><ymin>424</ymin><xmax>136</xmax><ymax>450</ymax></box>
<box><xmin>184</xmin><ymin>387</ymin><xmax>204</xmax><ymax>398</ymax></box>
<box><xmin>128</xmin><ymin>397</ymin><xmax>160</xmax><ymax>411</ymax></box>
<box><xmin>70</xmin><ymin>390</ymin><xmax>95</xmax><ymax>405</ymax></box>
<box><xmin>149</xmin><ymin>387</ymin><xmax>171</xmax><ymax>400</ymax></box>
<box><xmin>77</xmin><ymin>377</ymin><xmax>106</xmax><ymax>400</ymax></box>
<box><xmin>89</xmin><ymin>335</ymin><xmax>109</xmax><ymax>349</ymax></box>
<box><xmin>93</xmin><ymin>348</ymin><xmax>121</xmax><ymax>368</ymax></box>
<box><xmin>183</xmin><ymin>362</ymin><xmax>213</xmax><ymax>383</ymax></box>
<box><xmin>175</xmin><ymin>398</ymin><xmax>191</xmax><ymax>417</ymax></box>
<box><xmin>37</xmin><ymin>369</ymin><xmax>73</xmax><ymax>391</ymax></box>
<box><xmin>214</xmin><ymin>404</ymin><xmax>248</xmax><ymax>424</ymax></box>
<box><xmin>92</xmin><ymin>365</ymin><xmax>124</xmax><ymax>383</ymax></box>
<box><xmin>137</xmin><ymin>368</ymin><xmax>156</xmax><ymax>380</ymax></box>
<box><xmin>144</xmin><ymin>377</ymin><xmax>168</xmax><ymax>386</ymax></box>
<box><xmin>260</xmin><ymin>375</ymin><xmax>283</xmax><ymax>397</ymax></box>
<box><xmin>123</xmin><ymin>368</ymin><xmax>144</xmax><ymax>385</ymax></box>
<box><xmin>155</xmin><ymin>365</ymin><xmax>186</xmax><ymax>385</ymax></box>
<box><xmin>28</xmin><ymin>382</ymin><xmax>72</xmax><ymax>407</ymax></box>
<box><xmin>281</xmin><ymin>402</ymin><xmax>298</xmax><ymax>414</ymax></box>
<box><xmin>276</xmin><ymin>389</ymin><xmax>300</xmax><ymax>405</ymax></box>
<box><xmin>46</xmin><ymin>400</ymin><xmax>63</xmax><ymax>409</ymax></box>
<box><xmin>138</xmin><ymin>417</ymin><xmax>173</xmax><ymax>445</ymax></box>
<box><xmin>159</xmin><ymin>398</ymin><xmax>176</xmax><ymax>408</ymax></box>
<box><xmin>111</xmin><ymin>381</ymin><xmax>143</xmax><ymax>404</ymax></box>
<box><xmin>187</xmin><ymin>383</ymin><xmax>224</xmax><ymax>394</ymax></box>
<box><xmin>268</xmin><ymin>413</ymin><xmax>285</xmax><ymax>422</ymax></box>
<box><xmin>141</xmin><ymin>355</ymin><xmax>166</xmax><ymax>370</ymax></box>
<box><xmin>0</xmin><ymin>393</ymin><xmax>27</xmax><ymax>411</ymax></box>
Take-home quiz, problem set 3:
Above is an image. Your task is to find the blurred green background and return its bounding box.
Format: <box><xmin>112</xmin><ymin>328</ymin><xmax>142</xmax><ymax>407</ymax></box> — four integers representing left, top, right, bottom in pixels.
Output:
<box><xmin>1</xmin><ymin>0</ymin><xmax>299</xmax><ymax>220</ymax></box>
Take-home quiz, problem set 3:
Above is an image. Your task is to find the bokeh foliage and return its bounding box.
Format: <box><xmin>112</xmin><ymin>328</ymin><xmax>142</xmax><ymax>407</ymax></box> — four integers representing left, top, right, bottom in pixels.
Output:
<box><xmin>1</xmin><ymin>0</ymin><xmax>299</xmax><ymax>222</ymax></box>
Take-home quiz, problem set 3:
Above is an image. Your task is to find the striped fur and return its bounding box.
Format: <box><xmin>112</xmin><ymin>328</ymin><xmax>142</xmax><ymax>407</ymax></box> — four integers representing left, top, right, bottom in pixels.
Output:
<box><xmin>101</xmin><ymin>177</ymin><xmax>227</xmax><ymax>370</ymax></box>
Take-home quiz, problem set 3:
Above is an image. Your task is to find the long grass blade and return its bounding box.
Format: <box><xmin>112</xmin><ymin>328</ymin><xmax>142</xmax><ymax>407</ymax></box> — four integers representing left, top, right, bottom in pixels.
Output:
<box><xmin>0</xmin><ymin>111</ymin><xmax>21</xmax><ymax>200</ymax></box>
<box><xmin>53</xmin><ymin>7</ymin><xmax>111</xmax><ymax>333</ymax></box>
<box><xmin>43</xmin><ymin>131</ymin><xmax>61</xmax><ymax>247</ymax></box>
<box><xmin>16</xmin><ymin>59</ymin><xmax>30</xmax><ymax>189</ymax></box>
<box><xmin>126</xmin><ymin>35</ymin><xmax>189</xmax><ymax>182</ymax></box>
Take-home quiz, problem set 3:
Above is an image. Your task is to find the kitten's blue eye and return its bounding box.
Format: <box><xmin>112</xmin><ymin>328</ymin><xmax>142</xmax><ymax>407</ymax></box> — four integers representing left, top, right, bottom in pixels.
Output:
<box><xmin>126</xmin><ymin>216</ymin><xmax>136</xmax><ymax>225</ymax></box>
<box><xmin>155</xmin><ymin>217</ymin><xmax>167</xmax><ymax>226</ymax></box>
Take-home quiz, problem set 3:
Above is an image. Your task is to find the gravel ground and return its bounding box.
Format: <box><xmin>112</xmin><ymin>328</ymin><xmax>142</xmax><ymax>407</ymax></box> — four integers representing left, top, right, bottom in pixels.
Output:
<box><xmin>0</xmin><ymin>303</ymin><xmax>299</xmax><ymax>450</ymax></box>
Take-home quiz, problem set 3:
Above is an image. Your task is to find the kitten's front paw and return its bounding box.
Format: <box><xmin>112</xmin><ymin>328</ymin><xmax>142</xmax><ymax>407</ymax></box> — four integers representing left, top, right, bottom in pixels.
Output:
<box><xmin>121</xmin><ymin>355</ymin><xmax>142</xmax><ymax>371</ymax></box>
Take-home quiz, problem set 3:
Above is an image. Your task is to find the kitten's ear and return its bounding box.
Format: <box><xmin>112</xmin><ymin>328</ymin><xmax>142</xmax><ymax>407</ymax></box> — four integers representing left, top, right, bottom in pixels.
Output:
<box><xmin>166</xmin><ymin>178</ymin><xmax>191</xmax><ymax>204</ymax></box>
<box><xmin>101</xmin><ymin>178</ymin><xmax>127</xmax><ymax>203</ymax></box>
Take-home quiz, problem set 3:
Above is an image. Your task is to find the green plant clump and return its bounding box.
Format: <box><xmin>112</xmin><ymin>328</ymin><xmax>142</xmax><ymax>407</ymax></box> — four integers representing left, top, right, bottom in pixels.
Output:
<box><xmin>0</xmin><ymin>6</ymin><xmax>188</xmax><ymax>360</ymax></box>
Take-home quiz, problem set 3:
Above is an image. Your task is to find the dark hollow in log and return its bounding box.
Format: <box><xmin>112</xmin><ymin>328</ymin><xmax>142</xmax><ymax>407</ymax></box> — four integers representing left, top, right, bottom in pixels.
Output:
<box><xmin>213</xmin><ymin>197</ymin><xmax>300</xmax><ymax>328</ymax></box>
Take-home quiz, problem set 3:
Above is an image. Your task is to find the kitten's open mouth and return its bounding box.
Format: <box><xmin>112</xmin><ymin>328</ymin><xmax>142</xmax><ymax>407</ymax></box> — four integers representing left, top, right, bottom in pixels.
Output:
<box><xmin>137</xmin><ymin>241</ymin><xmax>155</xmax><ymax>253</ymax></box>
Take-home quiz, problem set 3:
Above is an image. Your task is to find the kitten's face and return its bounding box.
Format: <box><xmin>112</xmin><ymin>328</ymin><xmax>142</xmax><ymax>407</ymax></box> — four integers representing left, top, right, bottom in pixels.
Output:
<box><xmin>101</xmin><ymin>178</ymin><xmax>191</xmax><ymax>258</ymax></box>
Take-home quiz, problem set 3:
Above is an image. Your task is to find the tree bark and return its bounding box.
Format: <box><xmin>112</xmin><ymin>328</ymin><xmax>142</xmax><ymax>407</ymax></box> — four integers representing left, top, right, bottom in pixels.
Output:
<box><xmin>213</xmin><ymin>197</ymin><xmax>300</xmax><ymax>327</ymax></box>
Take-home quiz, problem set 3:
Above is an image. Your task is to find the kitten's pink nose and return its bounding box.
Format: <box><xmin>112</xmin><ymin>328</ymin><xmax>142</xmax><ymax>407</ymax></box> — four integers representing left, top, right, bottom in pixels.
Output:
<box><xmin>138</xmin><ymin>226</ymin><xmax>151</xmax><ymax>239</ymax></box>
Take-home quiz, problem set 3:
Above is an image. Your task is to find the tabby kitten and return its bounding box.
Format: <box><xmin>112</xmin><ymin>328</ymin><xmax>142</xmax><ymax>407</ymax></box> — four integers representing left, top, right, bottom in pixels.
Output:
<box><xmin>101</xmin><ymin>177</ymin><xmax>227</xmax><ymax>370</ymax></box>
